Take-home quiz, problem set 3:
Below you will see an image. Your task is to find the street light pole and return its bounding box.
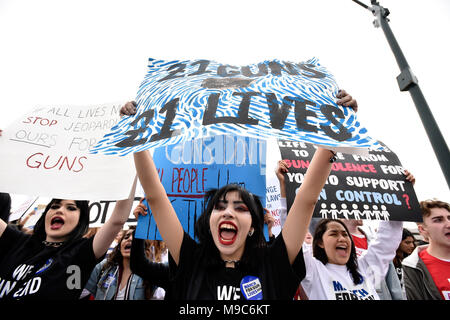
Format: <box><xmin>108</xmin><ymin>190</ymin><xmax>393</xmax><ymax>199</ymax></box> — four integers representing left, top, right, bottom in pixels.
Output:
<box><xmin>352</xmin><ymin>0</ymin><xmax>450</xmax><ymax>189</ymax></box>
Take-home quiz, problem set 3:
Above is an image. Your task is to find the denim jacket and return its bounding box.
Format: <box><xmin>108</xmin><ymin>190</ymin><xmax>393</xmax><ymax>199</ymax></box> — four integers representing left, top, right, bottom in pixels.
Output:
<box><xmin>84</xmin><ymin>259</ymin><xmax>147</xmax><ymax>300</ymax></box>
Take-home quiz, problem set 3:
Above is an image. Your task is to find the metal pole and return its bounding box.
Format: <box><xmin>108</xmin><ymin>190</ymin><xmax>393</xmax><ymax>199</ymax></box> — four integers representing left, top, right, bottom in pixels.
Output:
<box><xmin>353</xmin><ymin>0</ymin><xmax>450</xmax><ymax>189</ymax></box>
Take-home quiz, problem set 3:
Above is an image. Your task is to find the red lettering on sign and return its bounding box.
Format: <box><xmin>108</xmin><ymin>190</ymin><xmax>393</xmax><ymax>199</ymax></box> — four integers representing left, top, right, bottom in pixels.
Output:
<box><xmin>331</xmin><ymin>162</ymin><xmax>377</xmax><ymax>173</ymax></box>
<box><xmin>26</xmin><ymin>152</ymin><xmax>86</xmax><ymax>172</ymax></box>
<box><xmin>171</xmin><ymin>167</ymin><xmax>208</xmax><ymax>194</ymax></box>
<box><xmin>23</xmin><ymin>116</ymin><xmax>58</xmax><ymax>127</ymax></box>
<box><xmin>284</xmin><ymin>159</ymin><xmax>310</xmax><ymax>169</ymax></box>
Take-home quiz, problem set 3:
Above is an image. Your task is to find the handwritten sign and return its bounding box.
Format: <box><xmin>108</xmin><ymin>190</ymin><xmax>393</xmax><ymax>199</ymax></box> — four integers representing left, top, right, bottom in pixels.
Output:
<box><xmin>88</xmin><ymin>197</ymin><xmax>141</xmax><ymax>228</ymax></box>
<box><xmin>0</xmin><ymin>104</ymin><xmax>136</xmax><ymax>200</ymax></box>
<box><xmin>264</xmin><ymin>176</ymin><xmax>283</xmax><ymax>237</ymax></box>
<box><xmin>278</xmin><ymin>140</ymin><xmax>421</xmax><ymax>222</ymax></box>
<box><xmin>91</xmin><ymin>58</ymin><xmax>382</xmax><ymax>156</ymax></box>
<box><xmin>8</xmin><ymin>196</ymin><xmax>39</xmax><ymax>222</ymax></box>
<box><xmin>135</xmin><ymin>134</ymin><xmax>268</xmax><ymax>240</ymax></box>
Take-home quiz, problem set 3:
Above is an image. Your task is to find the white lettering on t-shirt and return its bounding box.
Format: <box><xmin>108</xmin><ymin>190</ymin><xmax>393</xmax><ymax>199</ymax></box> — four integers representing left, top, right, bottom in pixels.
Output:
<box><xmin>12</xmin><ymin>277</ymin><xmax>41</xmax><ymax>298</ymax></box>
<box><xmin>12</xmin><ymin>264</ymin><xmax>34</xmax><ymax>281</ymax></box>
<box><xmin>0</xmin><ymin>278</ymin><xmax>17</xmax><ymax>298</ymax></box>
<box><xmin>1</xmin><ymin>264</ymin><xmax>43</xmax><ymax>298</ymax></box>
<box><xmin>217</xmin><ymin>285</ymin><xmax>241</xmax><ymax>300</ymax></box>
<box><xmin>332</xmin><ymin>280</ymin><xmax>375</xmax><ymax>300</ymax></box>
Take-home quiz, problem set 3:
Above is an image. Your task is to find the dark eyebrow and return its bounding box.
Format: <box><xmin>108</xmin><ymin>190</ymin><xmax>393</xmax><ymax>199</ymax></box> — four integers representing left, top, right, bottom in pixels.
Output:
<box><xmin>65</xmin><ymin>202</ymin><xmax>77</xmax><ymax>206</ymax></box>
<box><xmin>217</xmin><ymin>200</ymin><xmax>245</xmax><ymax>205</ymax></box>
<box><xmin>328</xmin><ymin>228</ymin><xmax>347</xmax><ymax>234</ymax></box>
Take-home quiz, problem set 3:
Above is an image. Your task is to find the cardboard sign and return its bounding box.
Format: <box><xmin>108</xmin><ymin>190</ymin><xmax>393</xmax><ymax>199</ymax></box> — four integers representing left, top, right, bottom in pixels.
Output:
<box><xmin>88</xmin><ymin>197</ymin><xmax>141</xmax><ymax>228</ymax></box>
<box><xmin>0</xmin><ymin>103</ymin><xmax>136</xmax><ymax>200</ymax></box>
<box><xmin>278</xmin><ymin>140</ymin><xmax>421</xmax><ymax>222</ymax></box>
<box><xmin>91</xmin><ymin>58</ymin><xmax>382</xmax><ymax>156</ymax></box>
<box><xmin>135</xmin><ymin>134</ymin><xmax>268</xmax><ymax>240</ymax></box>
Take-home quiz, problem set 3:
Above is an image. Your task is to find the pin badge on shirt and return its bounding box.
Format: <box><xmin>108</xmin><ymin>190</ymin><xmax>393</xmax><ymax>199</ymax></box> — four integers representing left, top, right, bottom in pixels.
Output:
<box><xmin>102</xmin><ymin>273</ymin><xmax>116</xmax><ymax>289</ymax></box>
<box><xmin>240</xmin><ymin>275</ymin><xmax>263</xmax><ymax>300</ymax></box>
<box><xmin>35</xmin><ymin>258</ymin><xmax>54</xmax><ymax>275</ymax></box>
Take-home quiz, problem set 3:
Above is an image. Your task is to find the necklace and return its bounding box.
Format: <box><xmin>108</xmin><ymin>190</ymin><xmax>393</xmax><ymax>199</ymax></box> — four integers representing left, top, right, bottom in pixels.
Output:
<box><xmin>223</xmin><ymin>259</ymin><xmax>240</xmax><ymax>264</ymax></box>
<box><xmin>42</xmin><ymin>240</ymin><xmax>65</xmax><ymax>248</ymax></box>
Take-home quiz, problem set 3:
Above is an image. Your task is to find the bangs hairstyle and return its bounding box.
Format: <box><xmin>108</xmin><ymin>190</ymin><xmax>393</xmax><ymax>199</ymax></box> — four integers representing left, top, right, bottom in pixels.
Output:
<box><xmin>195</xmin><ymin>184</ymin><xmax>266</xmax><ymax>267</ymax></box>
<box><xmin>312</xmin><ymin>219</ymin><xmax>362</xmax><ymax>285</ymax></box>
<box><xmin>32</xmin><ymin>199</ymin><xmax>90</xmax><ymax>244</ymax></box>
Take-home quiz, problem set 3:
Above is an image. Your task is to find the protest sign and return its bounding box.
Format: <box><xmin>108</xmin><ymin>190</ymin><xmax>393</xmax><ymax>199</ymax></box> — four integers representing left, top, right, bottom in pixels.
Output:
<box><xmin>8</xmin><ymin>196</ymin><xmax>39</xmax><ymax>222</ymax></box>
<box><xmin>0</xmin><ymin>103</ymin><xmax>136</xmax><ymax>200</ymax></box>
<box><xmin>135</xmin><ymin>134</ymin><xmax>268</xmax><ymax>240</ymax></box>
<box><xmin>91</xmin><ymin>58</ymin><xmax>382</xmax><ymax>157</ymax></box>
<box><xmin>22</xmin><ymin>204</ymin><xmax>46</xmax><ymax>230</ymax></box>
<box><xmin>264</xmin><ymin>176</ymin><xmax>283</xmax><ymax>237</ymax></box>
<box><xmin>10</xmin><ymin>197</ymin><xmax>140</xmax><ymax>229</ymax></box>
<box><xmin>88</xmin><ymin>197</ymin><xmax>141</xmax><ymax>228</ymax></box>
<box><xmin>278</xmin><ymin>140</ymin><xmax>421</xmax><ymax>222</ymax></box>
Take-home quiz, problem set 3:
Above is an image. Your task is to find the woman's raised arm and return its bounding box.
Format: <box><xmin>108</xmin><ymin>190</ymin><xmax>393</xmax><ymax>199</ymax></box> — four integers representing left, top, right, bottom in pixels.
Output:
<box><xmin>282</xmin><ymin>147</ymin><xmax>334</xmax><ymax>264</ymax></box>
<box><xmin>133</xmin><ymin>150</ymin><xmax>184</xmax><ymax>264</ymax></box>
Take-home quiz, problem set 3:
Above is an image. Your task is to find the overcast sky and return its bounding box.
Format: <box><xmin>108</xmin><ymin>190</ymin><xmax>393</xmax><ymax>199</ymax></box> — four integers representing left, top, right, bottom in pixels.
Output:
<box><xmin>1</xmin><ymin>0</ymin><xmax>449</xmax><ymax>210</ymax></box>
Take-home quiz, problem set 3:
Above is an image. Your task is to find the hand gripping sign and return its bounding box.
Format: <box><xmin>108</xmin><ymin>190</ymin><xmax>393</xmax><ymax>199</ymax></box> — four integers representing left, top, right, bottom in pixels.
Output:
<box><xmin>90</xmin><ymin>58</ymin><xmax>382</xmax><ymax>156</ymax></box>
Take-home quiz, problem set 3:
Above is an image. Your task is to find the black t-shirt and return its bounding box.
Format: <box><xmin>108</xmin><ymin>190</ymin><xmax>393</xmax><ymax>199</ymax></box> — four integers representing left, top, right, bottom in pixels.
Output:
<box><xmin>168</xmin><ymin>231</ymin><xmax>305</xmax><ymax>300</ymax></box>
<box><xmin>198</xmin><ymin>266</ymin><xmax>247</xmax><ymax>300</ymax></box>
<box><xmin>0</xmin><ymin>225</ymin><xmax>100</xmax><ymax>300</ymax></box>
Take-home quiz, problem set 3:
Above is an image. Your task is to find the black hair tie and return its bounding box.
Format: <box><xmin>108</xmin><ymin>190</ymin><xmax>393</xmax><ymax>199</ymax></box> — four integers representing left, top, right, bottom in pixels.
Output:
<box><xmin>329</xmin><ymin>151</ymin><xmax>337</xmax><ymax>163</ymax></box>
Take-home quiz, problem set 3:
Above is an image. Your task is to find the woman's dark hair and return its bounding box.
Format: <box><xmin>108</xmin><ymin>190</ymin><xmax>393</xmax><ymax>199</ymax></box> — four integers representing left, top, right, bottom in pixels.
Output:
<box><xmin>32</xmin><ymin>199</ymin><xmax>90</xmax><ymax>244</ymax></box>
<box><xmin>102</xmin><ymin>227</ymin><xmax>136</xmax><ymax>272</ymax></box>
<box><xmin>194</xmin><ymin>184</ymin><xmax>266</xmax><ymax>268</ymax></box>
<box><xmin>0</xmin><ymin>192</ymin><xmax>12</xmax><ymax>222</ymax></box>
<box><xmin>394</xmin><ymin>228</ymin><xmax>416</xmax><ymax>267</ymax></box>
<box><xmin>402</xmin><ymin>228</ymin><xmax>414</xmax><ymax>241</ymax></box>
<box><xmin>313</xmin><ymin>219</ymin><xmax>362</xmax><ymax>285</ymax></box>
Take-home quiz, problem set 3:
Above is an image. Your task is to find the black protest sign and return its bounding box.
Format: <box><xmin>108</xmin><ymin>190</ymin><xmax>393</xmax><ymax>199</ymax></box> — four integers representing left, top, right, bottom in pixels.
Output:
<box><xmin>278</xmin><ymin>140</ymin><xmax>421</xmax><ymax>222</ymax></box>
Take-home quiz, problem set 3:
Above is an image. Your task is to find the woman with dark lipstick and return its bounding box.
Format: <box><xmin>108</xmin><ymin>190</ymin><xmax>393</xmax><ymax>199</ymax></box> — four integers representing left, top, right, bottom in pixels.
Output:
<box><xmin>0</xmin><ymin>180</ymin><xmax>137</xmax><ymax>300</ymax></box>
<box><xmin>133</xmin><ymin>145</ymin><xmax>335</xmax><ymax>300</ymax></box>
<box><xmin>122</xmin><ymin>89</ymin><xmax>357</xmax><ymax>300</ymax></box>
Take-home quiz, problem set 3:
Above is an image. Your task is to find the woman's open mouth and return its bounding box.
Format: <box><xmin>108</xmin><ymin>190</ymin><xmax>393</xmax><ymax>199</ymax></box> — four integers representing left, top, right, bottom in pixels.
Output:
<box><xmin>50</xmin><ymin>216</ymin><xmax>65</xmax><ymax>230</ymax></box>
<box><xmin>336</xmin><ymin>244</ymin><xmax>348</xmax><ymax>257</ymax></box>
<box><xmin>218</xmin><ymin>221</ymin><xmax>238</xmax><ymax>245</ymax></box>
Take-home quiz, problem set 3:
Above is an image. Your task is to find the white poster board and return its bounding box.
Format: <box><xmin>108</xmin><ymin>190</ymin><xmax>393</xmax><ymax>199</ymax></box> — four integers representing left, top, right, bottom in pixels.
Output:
<box><xmin>0</xmin><ymin>103</ymin><xmax>136</xmax><ymax>200</ymax></box>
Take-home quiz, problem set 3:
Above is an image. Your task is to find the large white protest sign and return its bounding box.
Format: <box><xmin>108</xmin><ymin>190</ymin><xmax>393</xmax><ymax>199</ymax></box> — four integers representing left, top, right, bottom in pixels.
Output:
<box><xmin>91</xmin><ymin>57</ymin><xmax>382</xmax><ymax>156</ymax></box>
<box><xmin>0</xmin><ymin>103</ymin><xmax>136</xmax><ymax>200</ymax></box>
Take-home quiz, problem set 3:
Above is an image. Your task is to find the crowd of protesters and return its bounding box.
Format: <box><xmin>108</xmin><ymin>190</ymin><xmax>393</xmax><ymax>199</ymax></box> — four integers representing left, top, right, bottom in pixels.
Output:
<box><xmin>0</xmin><ymin>92</ymin><xmax>448</xmax><ymax>301</ymax></box>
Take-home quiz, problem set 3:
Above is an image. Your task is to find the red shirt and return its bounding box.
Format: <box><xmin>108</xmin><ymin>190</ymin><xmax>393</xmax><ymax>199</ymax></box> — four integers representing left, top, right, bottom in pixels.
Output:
<box><xmin>419</xmin><ymin>249</ymin><xmax>450</xmax><ymax>300</ymax></box>
<box><xmin>351</xmin><ymin>234</ymin><xmax>368</xmax><ymax>258</ymax></box>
